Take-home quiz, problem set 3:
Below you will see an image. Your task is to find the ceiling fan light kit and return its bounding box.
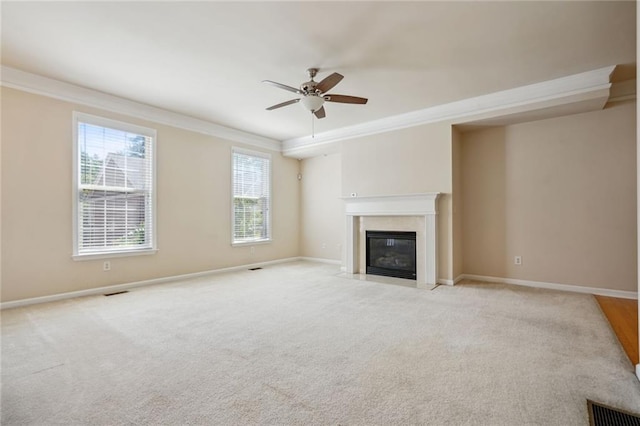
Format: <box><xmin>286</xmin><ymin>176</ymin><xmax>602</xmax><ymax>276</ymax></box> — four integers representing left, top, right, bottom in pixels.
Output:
<box><xmin>263</xmin><ymin>68</ymin><xmax>368</xmax><ymax>126</ymax></box>
<box><xmin>300</xmin><ymin>94</ymin><xmax>324</xmax><ymax>112</ymax></box>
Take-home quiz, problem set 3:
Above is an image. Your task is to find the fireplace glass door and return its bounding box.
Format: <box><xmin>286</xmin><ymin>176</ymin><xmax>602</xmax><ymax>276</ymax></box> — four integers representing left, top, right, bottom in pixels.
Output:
<box><xmin>366</xmin><ymin>231</ymin><xmax>417</xmax><ymax>280</ymax></box>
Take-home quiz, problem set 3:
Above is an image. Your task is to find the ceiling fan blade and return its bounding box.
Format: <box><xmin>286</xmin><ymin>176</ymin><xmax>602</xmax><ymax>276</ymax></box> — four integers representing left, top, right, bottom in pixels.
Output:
<box><xmin>262</xmin><ymin>80</ymin><xmax>303</xmax><ymax>94</ymax></box>
<box><xmin>314</xmin><ymin>106</ymin><xmax>326</xmax><ymax>119</ymax></box>
<box><xmin>324</xmin><ymin>94</ymin><xmax>368</xmax><ymax>104</ymax></box>
<box><xmin>266</xmin><ymin>98</ymin><xmax>300</xmax><ymax>110</ymax></box>
<box><xmin>316</xmin><ymin>72</ymin><xmax>344</xmax><ymax>93</ymax></box>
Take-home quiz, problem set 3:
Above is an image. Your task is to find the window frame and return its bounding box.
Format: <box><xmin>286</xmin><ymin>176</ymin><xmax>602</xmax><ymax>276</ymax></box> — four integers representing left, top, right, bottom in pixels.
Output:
<box><xmin>72</xmin><ymin>111</ymin><xmax>158</xmax><ymax>260</ymax></box>
<box><xmin>231</xmin><ymin>147</ymin><xmax>272</xmax><ymax>246</ymax></box>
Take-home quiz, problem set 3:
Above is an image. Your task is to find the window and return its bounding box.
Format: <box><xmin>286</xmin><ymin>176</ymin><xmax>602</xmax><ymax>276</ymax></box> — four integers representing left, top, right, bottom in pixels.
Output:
<box><xmin>73</xmin><ymin>112</ymin><xmax>156</xmax><ymax>258</ymax></box>
<box><xmin>232</xmin><ymin>148</ymin><xmax>271</xmax><ymax>244</ymax></box>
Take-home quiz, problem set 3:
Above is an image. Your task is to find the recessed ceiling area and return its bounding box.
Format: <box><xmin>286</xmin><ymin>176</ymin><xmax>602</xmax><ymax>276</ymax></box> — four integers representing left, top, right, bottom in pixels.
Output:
<box><xmin>1</xmin><ymin>1</ymin><xmax>635</xmax><ymax>142</ymax></box>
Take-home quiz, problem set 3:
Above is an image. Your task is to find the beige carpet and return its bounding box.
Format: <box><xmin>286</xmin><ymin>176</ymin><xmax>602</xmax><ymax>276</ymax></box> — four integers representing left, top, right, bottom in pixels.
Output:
<box><xmin>2</xmin><ymin>261</ymin><xmax>639</xmax><ymax>425</ymax></box>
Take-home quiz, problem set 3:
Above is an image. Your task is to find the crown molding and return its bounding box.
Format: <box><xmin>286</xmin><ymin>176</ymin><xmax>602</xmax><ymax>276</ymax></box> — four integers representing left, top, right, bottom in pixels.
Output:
<box><xmin>0</xmin><ymin>66</ymin><xmax>281</xmax><ymax>152</ymax></box>
<box><xmin>2</xmin><ymin>65</ymin><xmax>618</xmax><ymax>157</ymax></box>
<box><xmin>608</xmin><ymin>79</ymin><xmax>636</xmax><ymax>103</ymax></box>
<box><xmin>282</xmin><ymin>65</ymin><xmax>615</xmax><ymax>157</ymax></box>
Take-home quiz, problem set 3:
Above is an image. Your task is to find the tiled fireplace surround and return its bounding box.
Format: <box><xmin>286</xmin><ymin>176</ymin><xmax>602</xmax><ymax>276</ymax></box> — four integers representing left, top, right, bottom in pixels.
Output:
<box><xmin>343</xmin><ymin>193</ymin><xmax>440</xmax><ymax>288</ymax></box>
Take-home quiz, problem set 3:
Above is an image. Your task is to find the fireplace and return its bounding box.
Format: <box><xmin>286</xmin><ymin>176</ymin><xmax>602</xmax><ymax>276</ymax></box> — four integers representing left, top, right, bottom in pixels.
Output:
<box><xmin>343</xmin><ymin>193</ymin><xmax>440</xmax><ymax>287</ymax></box>
<box><xmin>366</xmin><ymin>231</ymin><xmax>417</xmax><ymax>280</ymax></box>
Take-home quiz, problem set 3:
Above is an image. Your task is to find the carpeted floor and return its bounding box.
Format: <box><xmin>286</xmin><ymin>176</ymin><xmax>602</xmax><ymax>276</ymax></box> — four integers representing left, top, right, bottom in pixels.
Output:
<box><xmin>2</xmin><ymin>261</ymin><xmax>639</xmax><ymax>425</ymax></box>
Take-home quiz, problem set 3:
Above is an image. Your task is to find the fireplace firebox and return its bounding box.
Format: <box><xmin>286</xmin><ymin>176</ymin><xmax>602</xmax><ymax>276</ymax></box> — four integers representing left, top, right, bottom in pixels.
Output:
<box><xmin>366</xmin><ymin>231</ymin><xmax>417</xmax><ymax>280</ymax></box>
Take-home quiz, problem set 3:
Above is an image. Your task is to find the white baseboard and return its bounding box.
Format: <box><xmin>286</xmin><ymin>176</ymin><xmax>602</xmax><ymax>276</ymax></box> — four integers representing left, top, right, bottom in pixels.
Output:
<box><xmin>437</xmin><ymin>275</ymin><xmax>465</xmax><ymax>286</ymax></box>
<box><xmin>299</xmin><ymin>257</ymin><xmax>342</xmax><ymax>266</ymax></box>
<box><xmin>1</xmin><ymin>257</ymin><xmax>302</xmax><ymax>310</ymax></box>
<box><xmin>636</xmin><ymin>364</ymin><xmax>640</xmax><ymax>382</ymax></box>
<box><xmin>6</xmin><ymin>262</ymin><xmax>636</xmax><ymax>309</ymax></box>
<box><xmin>461</xmin><ymin>274</ymin><xmax>638</xmax><ymax>300</ymax></box>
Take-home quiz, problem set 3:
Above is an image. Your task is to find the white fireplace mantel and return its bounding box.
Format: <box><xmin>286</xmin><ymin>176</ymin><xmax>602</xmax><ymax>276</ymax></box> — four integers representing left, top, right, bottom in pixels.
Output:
<box><xmin>342</xmin><ymin>193</ymin><xmax>440</xmax><ymax>287</ymax></box>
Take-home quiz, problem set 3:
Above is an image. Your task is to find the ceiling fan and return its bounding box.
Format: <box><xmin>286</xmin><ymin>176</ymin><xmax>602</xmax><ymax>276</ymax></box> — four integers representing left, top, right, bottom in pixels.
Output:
<box><xmin>263</xmin><ymin>68</ymin><xmax>368</xmax><ymax>119</ymax></box>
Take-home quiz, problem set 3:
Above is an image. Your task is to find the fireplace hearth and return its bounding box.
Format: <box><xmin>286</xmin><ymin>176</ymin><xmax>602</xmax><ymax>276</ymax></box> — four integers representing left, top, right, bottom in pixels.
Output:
<box><xmin>366</xmin><ymin>231</ymin><xmax>417</xmax><ymax>280</ymax></box>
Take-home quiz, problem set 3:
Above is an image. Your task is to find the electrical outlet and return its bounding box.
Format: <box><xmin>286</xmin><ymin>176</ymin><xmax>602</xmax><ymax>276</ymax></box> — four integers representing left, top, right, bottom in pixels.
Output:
<box><xmin>321</xmin><ymin>243</ymin><xmax>326</xmax><ymax>249</ymax></box>
<box><xmin>250</xmin><ymin>246</ymin><xmax>255</xmax><ymax>255</ymax></box>
<box><xmin>103</xmin><ymin>261</ymin><xmax>111</xmax><ymax>271</ymax></box>
<box><xmin>514</xmin><ymin>256</ymin><xmax>522</xmax><ymax>265</ymax></box>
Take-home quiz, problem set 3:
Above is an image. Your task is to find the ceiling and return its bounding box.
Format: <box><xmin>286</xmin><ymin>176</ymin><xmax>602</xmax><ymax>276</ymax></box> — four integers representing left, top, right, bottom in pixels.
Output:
<box><xmin>1</xmin><ymin>1</ymin><xmax>636</xmax><ymax>143</ymax></box>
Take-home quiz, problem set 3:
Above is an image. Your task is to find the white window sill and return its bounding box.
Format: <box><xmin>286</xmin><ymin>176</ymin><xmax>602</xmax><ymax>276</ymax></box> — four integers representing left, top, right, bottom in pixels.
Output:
<box><xmin>73</xmin><ymin>248</ymin><xmax>158</xmax><ymax>261</ymax></box>
<box><xmin>232</xmin><ymin>239</ymin><xmax>272</xmax><ymax>247</ymax></box>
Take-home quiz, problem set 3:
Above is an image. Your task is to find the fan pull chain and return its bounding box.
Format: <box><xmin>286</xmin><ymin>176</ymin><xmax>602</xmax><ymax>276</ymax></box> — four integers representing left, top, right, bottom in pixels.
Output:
<box><xmin>311</xmin><ymin>112</ymin><xmax>315</xmax><ymax>138</ymax></box>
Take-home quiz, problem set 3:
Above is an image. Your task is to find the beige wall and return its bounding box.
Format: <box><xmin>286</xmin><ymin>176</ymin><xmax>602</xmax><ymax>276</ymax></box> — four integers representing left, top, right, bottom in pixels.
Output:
<box><xmin>462</xmin><ymin>102</ymin><xmax>637</xmax><ymax>291</ymax></box>
<box><xmin>4</xmin><ymin>86</ymin><xmax>635</xmax><ymax>301</ymax></box>
<box><xmin>300</xmin><ymin>153</ymin><xmax>343</xmax><ymax>261</ymax></box>
<box><xmin>340</xmin><ymin>123</ymin><xmax>454</xmax><ymax>281</ymax></box>
<box><xmin>1</xmin><ymin>87</ymin><xmax>300</xmax><ymax>302</ymax></box>
<box><xmin>341</xmin><ymin>124</ymin><xmax>452</xmax><ymax>197</ymax></box>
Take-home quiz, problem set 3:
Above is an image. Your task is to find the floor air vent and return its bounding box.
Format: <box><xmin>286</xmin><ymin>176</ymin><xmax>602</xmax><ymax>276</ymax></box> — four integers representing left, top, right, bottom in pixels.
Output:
<box><xmin>588</xmin><ymin>400</ymin><xmax>640</xmax><ymax>426</ymax></box>
<box><xmin>104</xmin><ymin>291</ymin><xmax>129</xmax><ymax>297</ymax></box>
<box><xmin>248</xmin><ymin>267</ymin><xmax>263</xmax><ymax>271</ymax></box>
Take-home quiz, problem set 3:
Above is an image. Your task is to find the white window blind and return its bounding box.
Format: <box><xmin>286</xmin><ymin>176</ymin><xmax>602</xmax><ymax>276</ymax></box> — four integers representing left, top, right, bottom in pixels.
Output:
<box><xmin>232</xmin><ymin>148</ymin><xmax>271</xmax><ymax>244</ymax></box>
<box><xmin>73</xmin><ymin>113</ymin><xmax>156</xmax><ymax>257</ymax></box>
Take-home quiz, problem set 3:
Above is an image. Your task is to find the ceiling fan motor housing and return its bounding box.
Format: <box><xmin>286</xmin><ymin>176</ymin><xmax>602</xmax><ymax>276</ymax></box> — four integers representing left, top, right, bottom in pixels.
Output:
<box><xmin>300</xmin><ymin>80</ymin><xmax>318</xmax><ymax>94</ymax></box>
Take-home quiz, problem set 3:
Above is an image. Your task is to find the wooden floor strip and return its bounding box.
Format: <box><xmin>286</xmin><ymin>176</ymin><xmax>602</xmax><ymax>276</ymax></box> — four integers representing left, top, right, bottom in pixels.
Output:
<box><xmin>594</xmin><ymin>295</ymin><xmax>638</xmax><ymax>366</ymax></box>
